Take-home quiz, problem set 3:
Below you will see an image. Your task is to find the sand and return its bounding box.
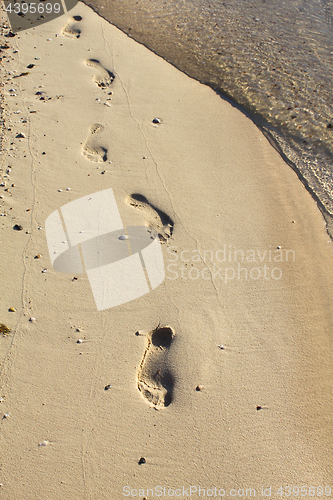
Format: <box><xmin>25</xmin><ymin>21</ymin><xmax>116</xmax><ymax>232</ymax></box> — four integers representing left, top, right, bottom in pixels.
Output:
<box><xmin>0</xmin><ymin>3</ymin><xmax>333</xmax><ymax>499</ymax></box>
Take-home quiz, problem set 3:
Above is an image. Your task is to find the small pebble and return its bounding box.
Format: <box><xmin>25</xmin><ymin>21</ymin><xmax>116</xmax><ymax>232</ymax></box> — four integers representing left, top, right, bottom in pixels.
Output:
<box><xmin>152</xmin><ymin>118</ymin><xmax>161</xmax><ymax>124</ymax></box>
<box><xmin>277</xmin><ymin>246</ymin><xmax>282</xmax><ymax>249</ymax></box>
<box><xmin>256</xmin><ymin>406</ymin><xmax>262</xmax><ymax>411</ymax></box>
<box><xmin>119</xmin><ymin>234</ymin><xmax>128</xmax><ymax>240</ymax></box>
<box><xmin>66</xmin><ymin>187</ymin><xmax>71</xmax><ymax>191</ymax></box>
<box><xmin>15</xmin><ymin>132</ymin><xmax>25</xmax><ymax>138</ymax></box>
<box><xmin>41</xmin><ymin>269</ymin><xmax>47</xmax><ymax>273</ymax></box>
<box><xmin>29</xmin><ymin>317</ymin><xmax>36</xmax><ymax>323</ymax></box>
<box><xmin>58</xmin><ymin>189</ymin><xmax>62</xmax><ymax>192</ymax></box>
<box><xmin>38</xmin><ymin>440</ymin><xmax>49</xmax><ymax>446</ymax></box>
<box><xmin>34</xmin><ymin>254</ymin><xmax>42</xmax><ymax>259</ymax></box>
<box><xmin>76</xmin><ymin>339</ymin><xmax>83</xmax><ymax>344</ymax></box>
<box><xmin>195</xmin><ymin>385</ymin><xmax>202</xmax><ymax>391</ymax></box>
<box><xmin>218</xmin><ymin>344</ymin><xmax>225</xmax><ymax>350</ymax></box>
<box><xmin>138</xmin><ymin>457</ymin><xmax>146</xmax><ymax>465</ymax></box>
<box><xmin>8</xmin><ymin>307</ymin><xmax>16</xmax><ymax>312</ymax></box>
<box><xmin>104</xmin><ymin>384</ymin><xmax>112</xmax><ymax>390</ymax></box>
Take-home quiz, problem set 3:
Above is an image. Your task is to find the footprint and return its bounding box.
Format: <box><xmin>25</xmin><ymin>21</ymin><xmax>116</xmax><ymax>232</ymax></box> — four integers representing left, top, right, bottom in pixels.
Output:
<box><xmin>61</xmin><ymin>15</ymin><xmax>82</xmax><ymax>38</ymax></box>
<box><xmin>85</xmin><ymin>59</ymin><xmax>115</xmax><ymax>88</ymax></box>
<box><xmin>126</xmin><ymin>194</ymin><xmax>173</xmax><ymax>242</ymax></box>
<box><xmin>82</xmin><ymin>123</ymin><xmax>107</xmax><ymax>162</ymax></box>
<box><xmin>137</xmin><ymin>326</ymin><xmax>175</xmax><ymax>408</ymax></box>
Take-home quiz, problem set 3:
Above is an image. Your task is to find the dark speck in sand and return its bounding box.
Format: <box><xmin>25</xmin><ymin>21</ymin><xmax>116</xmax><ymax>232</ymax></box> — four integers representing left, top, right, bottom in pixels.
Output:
<box><xmin>27</xmin><ymin>64</ymin><xmax>35</xmax><ymax>69</ymax></box>
<box><xmin>13</xmin><ymin>224</ymin><xmax>23</xmax><ymax>231</ymax></box>
<box><xmin>327</xmin><ymin>123</ymin><xmax>332</xmax><ymax>129</ymax></box>
<box><xmin>256</xmin><ymin>406</ymin><xmax>262</xmax><ymax>410</ymax></box>
<box><xmin>138</xmin><ymin>457</ymin><xmax>146</xmax><ymax>465</ymax></box>
<box><xmin>104</xmin><ymin>384</ymin><xmax>112</xmax><ymax>391</ymax></box>
<box><xmin>152</xmin><ymin>118</ymin><xmax>161</xmax><ymax>124</ymax></box>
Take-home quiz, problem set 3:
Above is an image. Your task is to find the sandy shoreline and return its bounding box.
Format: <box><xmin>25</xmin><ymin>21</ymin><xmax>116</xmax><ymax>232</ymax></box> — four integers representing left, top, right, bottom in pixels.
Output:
<box><xmin>0</xmin><ymin>3</ymin><xmax>333</xmax><ymax>499</ymax></box>
<box><xmin>82</xmin><ymin>0</ymin><xmax>333</xmax><ymax>237</ymax></box>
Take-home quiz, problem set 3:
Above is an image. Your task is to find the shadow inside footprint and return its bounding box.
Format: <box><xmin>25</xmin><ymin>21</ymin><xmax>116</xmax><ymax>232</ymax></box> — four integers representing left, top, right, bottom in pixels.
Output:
<box><xmin>127</xmin><ymin>194</ymin><xmax>174</xmax><ymax>242</ymax></box>
<box><xmin>137</xmin><ymin>326</ymin><xmax>175</xmax><ymax>408</ymax></box>
<box><xmin>82</xmin><ymin>123</ymin><xmax>107</xmax><ymax>162</ymax></box>
<box><xmin>151</xmin><ymin>326</ymin><xmax>173</xmax><ymax>348</ymax></box>
<box><xmin>61</xmin><ymin>16</ymin><xmax>82</xmax><ymax>38</ymax></box>
<box><xmin>85</xmin><ymin>59</ymin><xmax>115</xmax><ymax>88</ymax></box>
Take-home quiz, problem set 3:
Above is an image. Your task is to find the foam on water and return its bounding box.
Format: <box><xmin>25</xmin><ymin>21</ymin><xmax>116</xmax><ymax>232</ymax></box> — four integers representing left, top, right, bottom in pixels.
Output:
<box><xmin>84</xmin><ymin>0</ymin><xmax>333</xmax><ymax>234</ymax></box>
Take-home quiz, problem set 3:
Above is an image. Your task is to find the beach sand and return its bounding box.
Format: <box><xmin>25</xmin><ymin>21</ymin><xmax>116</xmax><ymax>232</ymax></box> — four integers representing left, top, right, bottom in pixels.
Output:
<box><xmin>0</xmin><ymin>3</ymin><xmax>333</xmax><ymax>499</ymax></box>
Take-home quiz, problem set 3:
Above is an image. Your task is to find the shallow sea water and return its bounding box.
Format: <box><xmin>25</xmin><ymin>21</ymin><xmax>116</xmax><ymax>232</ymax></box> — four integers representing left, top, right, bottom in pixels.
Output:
<box><xmin>85</xmin><ymin>0</ymin><xmax>333</xmax><ymax>232</ymax></box>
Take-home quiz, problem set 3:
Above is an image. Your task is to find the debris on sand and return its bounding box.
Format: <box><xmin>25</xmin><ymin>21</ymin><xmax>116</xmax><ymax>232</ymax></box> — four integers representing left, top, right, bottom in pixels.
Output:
<box><xmin>0</xmin><ymin>324</ymin><xmax>11</xmax><ymax>336</ymax></box>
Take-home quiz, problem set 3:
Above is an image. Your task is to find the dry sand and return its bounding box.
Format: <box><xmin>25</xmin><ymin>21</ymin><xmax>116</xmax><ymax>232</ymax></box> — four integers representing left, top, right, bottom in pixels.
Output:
<box><xmin>0</xmin><ymin>3</ymin><xmax>333</xmax><ymax>499</ymax></box>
